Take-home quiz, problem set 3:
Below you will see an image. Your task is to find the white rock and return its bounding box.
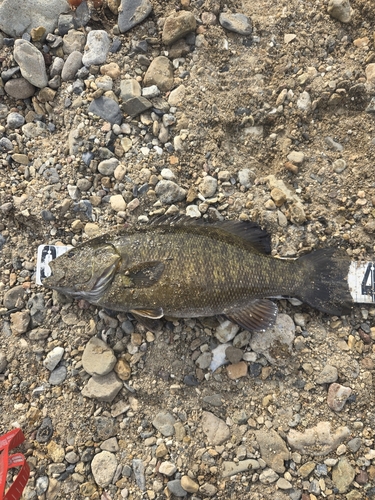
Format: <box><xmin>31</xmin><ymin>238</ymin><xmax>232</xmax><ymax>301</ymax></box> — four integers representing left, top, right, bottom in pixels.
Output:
<box><xmin>215</xmin><ymin>320</ymin><xmax>240</xmax><ymax>343</ymax></box>
<box><xmin>43</xmin><ymin>347</ymin><xmax>64</xmax><ymax>371</ymax></box>
<box><xmin>14</xmin><ymin>40</ymin><xmax>48</xmax><ymax>88</ymax></box>
<box><xmin>110</xmin><ymin>194</ymin><xmax>126</xmax><ymax>212</ymax></box>
<box><xmin>91</xmin><ymin>451</ymin><xmax>117</xmax><ymax>487</ymax></box>
<box><xmin>159</xmin><ymin>461</ymin><xmax>177</xmax><ymax>476</ymax></box>
<box><xmin>82</xmin><ymin>30</ymin><xmax>110</xmax><ymax>67</ymax></box>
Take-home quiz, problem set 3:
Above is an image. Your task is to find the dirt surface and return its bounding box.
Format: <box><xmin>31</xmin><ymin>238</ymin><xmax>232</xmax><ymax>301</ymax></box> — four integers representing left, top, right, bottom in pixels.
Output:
<box><xmin>1</xmin><ymin>0</ymin><xmax>375</xmax><ymax>499</ymax></box>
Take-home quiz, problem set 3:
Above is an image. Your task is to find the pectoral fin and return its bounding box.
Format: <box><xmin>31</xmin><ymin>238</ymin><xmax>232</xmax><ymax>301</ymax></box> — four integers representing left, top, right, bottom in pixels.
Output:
<box><xmin>130</xmin><ymin>307</ymin><xmax>164</xmax><ymax>319</ymax></box>
<box><xmin>226</xmin><ymin>299</ymin><xmax>278</xmax><ymax>332</ymax></box>
<box><xmin>126</xmin><ymin>261</ymin><xmax>165</xmax><ymax>287</ymax></box>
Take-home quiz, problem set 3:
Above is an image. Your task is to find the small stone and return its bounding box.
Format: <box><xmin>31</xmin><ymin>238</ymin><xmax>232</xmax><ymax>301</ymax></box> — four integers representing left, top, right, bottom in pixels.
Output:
<box><xmin>366</xmin><ymin>63</ymin><xmax>375</xmax><ymax>84</ymax></box>
<box><xmin>225</xmin><ymin>346</ymin><xmax>243</xmax><ymax>364</ymax></box>
<box><xmin>284</xmin><ymin>34</ymin><xmax>296</xmax><ymax>44</ymax></box>
<box><xmin>10</xmin><ymin>311</ymin><xmax>30</xmax><ymax>335</ymax></box>
<box><xmin>201</xmin><ymin>411</ymin><xmax>230</xmax><ymax>445</ymax></box>
<box><xmin>98</xmin><ymin>158</ymin><xmax>119</xmax><ymax>175</ymax></box>
<box><xmin>296</xmin><ymin>91</ymin><xmax>311</xmax><ymax>111</ymax></box>
<box><xmin>43</xmin><ymin>346</ymin><xmax>64</xmax><ymax>371</ymax></box>
<box><xmin>277</xmin><ymin>477</ymin><xmax>292</xmax><ymax>489</ymax></box>
<box><xmin>287</xmin><ymin>151</ymin><xmax>304</xmax><ymax>164</ymax></box>
<box><xmin>49</xmin><ymin>365</ymin><xmax>67</xmax><ymax>385</ymax></box>
<box><xmin>168</xmin><ymin>85</ymin><xmax>186</xmax><ymax>106</ymax></box>
<box><xmin>82</xmin><ymin>337</ymin><xmax>117</xmax><ymax>376</ymax></box>
<box><xmin>196</xmin><ymin>352</ymin><xmax>212</xmax><ymax>370</ymax></box>
<box><xmin>222</xmin><ymin>459</ymin><xmax>260</xmax><ymax>477</ymax></box>
<box><xmin>199</xmin><ymin>176</ymin><xmax>217</xmax><ymax>198</ymax></box>
<box><xmin>61</xmin><ymin>51</ymin><xmax>83</xmax><ymax>81</ymax></box>
<box><xmin>144</xmin><ymin>56</ymin><xmax>174</xmax><ymax>92</ymax></box>
<box><xmin>226</xmin><ymin>361</ymin><xmax>248</xmax><ymax>380</ymax></box>
<box><xmin>35</xmin><ymin>476</ymin><xmax>49</xmax><ymax>496</ymax></box>
<box><xmin>7</xmin><ymin>112</ymin><xmax>25</xmax><ymax>129</ymax></box>
<box><xmin>347</xmin><ymin>437</ymin><xmax>362</xmax><ymax>453</ymax></box>
<box><xmin>259</xmin><ymin>468</ymin><xmax>279</xmax><ymax>484</ymax></box>
<box><xmin>238</xmin><ymin>168</ymin><xmax>255</xmax><ymax>188</ymax></box>
<box><xmin>118</xmin><ymin>0</ymin><xmax>152</xmax><ymax>33</ymax></box>
<box><xmin>123</xmin><ymin>96</ymin><xmax>152</xmax><ymax>117</ymax></box>
<box><xmin>88</xmin><ymin>96</ymin><xmax>122</xmax><ymax>125</ymax></box>
<box><xmin>249</xmin><ymin>314</ymin><xmax>295</xmax><ymax>364</ymax></box>
<box><xmin>270</xmin><ymin>187</ymin><xmax>287</xmax><ymax>207</ymax></box>
<box><xmin>81</xmin><ymin>372</ymin><xmax>123</xmax><ymax>402</ymax></box>
<box><xmin>325</xmin><ymin>136</ymin><xmax>343</xmax><ymax>151</ymax></box>
<box><xmin>200</xmin><ymin>483</ymin><xmax>217</xmax><ymax>496</ymax></box>
<box><xmin>114</xmin><ymin>357</ymin><xmax>131</xmax><ymax>380</ymax></box>
<box><xmin>332</xmin><ymin>159</ymin><xmax>347</xmax><ymax>173</ymax></box>
<box><xmin>327</xmin><ymin>383</ymin><xmax>352</xmax><ymax>411</ymax></box>
<box><xmin>180</xmin><ymin>476</ymin><xmax>199</xmax><ymax>493</ymax></box>
<box><xmin>159</xmin><ymin>461</ymin><xmax>177</xmax><ymax>476</ymax></box>
<box><xmin>327</xmin><ymin>0</ymin><xmax>353</xmax><ymax>23</ymax></box>
<box><xmin>219</xmin><ymin>12</ymin><xmax>252</xmax><ymax>35</ymax></box>
<box><xmin>298</xmin><ymin>461</ymin><xmax>316</xmax><ymax>478</ymax></box>
<box><xmin>155</xmin><ymin>180</ymin><xmax>186</xmax><ymax>204</ymax></box>
<box><xmin>162</xmin><ymin>11</ymin><xmax>197</xmax><ymax>45</ymax></box>
<box><xmin>91</xmin><ymin>451</ymin><xmax>117</xmax><ymax>487</ymax></box>
<box><xmin>167</xmin><ymin>479</ymin><xmax>187</xmax><ymax>497</ymax></box>
<box><xmin>101</xmin><ymin>62</ymin><xmax>121</xmax><ymax>79</ymax></box>
<box><xmin>13</xmin><ymin>39</ymin><xmax>48</xmax><ymax>88</ymax></box>
<box><xmin>47</xmin><ymin>441</ymin><xmax>65</xmax><ymax>463</ymax></box>
<box><xmin>332</xmin><ymin>457</ymin><xmax>355</xmax><ymax>493</ymax></box>
<box><xmin>4</xmin><ymin>78</ymin><xmax>35</xmax><ymax>99</ymax></box>
<box><xmin>82</xmin><ymin>30</ymin><xmax>110</xmax><ymax>66</ymax></box>
<box><xmin>316</xmin><ymin>364</ymin><xmax>338</xmax><ymax>384</ymax></box>
<box><xmin>255</xmin><ymin>429</ymin><xmax>290</xmax><ymax>473</ymax></box>
<box><xmin>110</xmin><ymin>194</ymin><xmax>127</xmax><ymax>212</ymax></box>
<box><xmin>152</xmin><ymin>412</ymin><xmax>176</xmax><ymax>436</ymax></box>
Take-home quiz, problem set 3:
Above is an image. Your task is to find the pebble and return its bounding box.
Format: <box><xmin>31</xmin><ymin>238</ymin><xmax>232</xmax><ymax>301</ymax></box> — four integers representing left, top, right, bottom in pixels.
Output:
<box><xmin>238</xmin><ymin>168</ymin><xmax>254</xmax><ymax>188</ymax></box>
<box><xmin>168</xmin><ymin>84</ymin><xmax>186</xmax><ymax>106</ymax></box>
<box><xmin>315</xmin><ymin>364</ymin><xmax>338</xmax><ymax>384</ymax></box>
<box><xmin>43</xmin><ymin>346</ymin><xmax>64</xmax><ymax>371</ymax></box>
<box><xmin>132</xmin><ymin>458</ymin><xmax>146</xmax><ymax>491</ymax></box>
<box><xmin>296</xmin><ymin>90</ymin><xmax>311</xmax><ymax>111</ymax></box>
<box><xmin>365</xmin><ymin>63</ymin><xmax>375</xmax><ymax>84</ymax></box>
<box><xmin>332</xmin><ymin>158</ymin><xmax>347</xmax><ymax>173</ymax></box>
<box><xmin>210</xmin><ymin>343</ymin><xmax>230</xmax><ymax>371</ymax></box>
<box><xmin>118</xmin><ymin>0</ymin><xmax>152</xmax><ymax>33</ymax></box>
<box><xmin>35</xmin><ymin>417</ymin><xmax>53</xmax><ymax>444</ymax></box>
<box><xmin>167</xmin><ymin>479</ymin><xmax>186</xmax><ymax>497</ymax></box>
<box><xmin>82</xmin><ymin>337</ymin><xmax>117</xmax><ymax>376</ymax></box>
<box><xmin>347</xmin><ymin>437</ymin><xmax>362</xmax><ymax>453</ymax></box>
<box><xmin>123</xmin><ymin>96</ymin><xmax>152</xmax><ymax>117</ymax></box>
<box><xmin>155</xmin><ymin>180</ymin><xmax>186</xmax><ymax>204</ymax></box>
<box><xmin>215</xmin><ymin>319</ymin><xmax>240</xmax><ymax>343</ymax></box>
<box><xmin>49</xmin><ymin>365</ymin><xmax>67</xmax><ymax>385</ymax></box>
<box><xmin>63</xmin><ymin>29</ymin><xmax>86</xmax><ymax>55</ymax></box>
<box><xmin>22</xmin><ymin>121</ymin><xmax>47</xmax><ymax>138</ymax></box>
<box><xmin>332</xmin><ymin>457</ymin><xmax>355</xmax><ymax>493</ymax></box>
<box><xmin>13</xmin><ymin>39</ymin><xmax>48</xmax><ymax>88</ymax></box>
<box><xmin>81</xmin><ymin>372</ymin><xmax>123</xmax><ymax>402</ymax></box>
<box><xmin>327</xmin><ymin>0</ymin><xmax>353</xmax><ymax>23</ymax></box>
<box><xmin>88</xmin><ymin>96</ymin><xmax>123</xmax><ymax>125</ymax></box>
<box><xmin>255</xmin><ymin>429</ymin><xmax>290</xmax><ymax>473</ymax></box>
<box><xmin>277</xmin><ymin>477</ymin><xmax>292</xmax><ymax>489</ymax></box>
<box><xmin>199</xmin><ymin>176</ymin><xmax>217</xmax><ymax>197</ymax></box>
<box><xmin>327</xmin><ymin>383</ymin><xmax>352</xmax><ymax>411</ymax></box>
<box><xmin>226</xmin><ymin>361</ymin><xmax>248</xmax><ymax>379</ymax></box>
<box><xmin>82</xmin><ymin>30</ymin><xmax>110</xmax><ymax>66</ymax></box>
<box><xmin>225</xmin><ymin>346</ymin><xmax>243</xmax><ymax>364</ymax></box>
<box><xmin>4</xmin><ymin>78</ymin><xmax>36</xmax><ymax>99</ymax></box>
<box><xmin>287</xmin><ymin>421</ymin><xmax>350</xmax><ymax>455</ymax></box>
<box><xmin>10</xmin><ymin>311</ymin><xmax>30</xmax><ymax>335</ymax></box>
<box><xmin>35</xmin><ymin>476</ymin><xmax>49</xmax><ymax>496</ymax></box>
<box><xmin>222</xmin><ymin>459</ymin><xmax>259</xmax><ymax>477</ymax></box>
<box><xmin>61</xmin><ymin>51</ymin><xmax>83</xmax><ymax>81</ymax></box>
<box><xmin>158</xmin><ymin>461</ymin><xmax>177</xmax><ymax>477</ymax></box>
<box><xmin>162</xmin><ymin>11</ymin><xmax>197</xmax><ymax>45</ymax></box>
<box><xmin>180</xmin><ymin>476</ymin><xmax>199</xmax><ymax>493</ymax></box>
<box><xmin>144</xmin><ymin>56</ymin><xmax>174</xmax><ymax>92</ymax></box>
<box><xmin>7</xmin><ymin>112</ymin><xmax>25</xmax><ymax>129</ymax></box>
<box><xmin>219</xmin><ymin>12</ymin><xmax>252</xmax><ymax>35</ymax></box>
<box><xmin>325</xmin><ymin>136</ymin><xmax>343</xmax><ymax>151</ymax></box>
<box><xmin>186</xmin><ymin>205</ymin><xmax>201</xmax><ymax>218</ymax></box>
<box><xmin>287</xmin><ymin>151</ymin><xmax>304</xmax><ymax>164</ymax></box>
<box><xmin>201</xmin><ymin>411</ymin><xmax>230</xmax><ymax>445</ymax></box>
<box><xmin>249</xmin><ymin>313</ymin><xmax>295</xmax><ymax>364</ymax></box>
<box><xmin>259</xmin><ymin>468</ymin><xmax>279</xmax><ymax>484</ymax></box>
<box><xmin>152</xmin><ymin>411</ymin><xmax>176</xmax><ymax>436</ymax></box>
<box><xmin>91</xmin><ymin>451</ymin><xmax>117</xmax><ymax>487</ymax></box>
<box><xmin>110</xmin><ymin>194</ymin><xmax>127</xmax><ymax>212</ymax></box>
<box><xmin>0</xmin><ymin>0</ymin><xmax>68</xmax><ymax>38</ymax></box>
<box><xmin>98</xmin><ymin>158</ymin><xmax>119</xmax><ymax>175</ymax></box>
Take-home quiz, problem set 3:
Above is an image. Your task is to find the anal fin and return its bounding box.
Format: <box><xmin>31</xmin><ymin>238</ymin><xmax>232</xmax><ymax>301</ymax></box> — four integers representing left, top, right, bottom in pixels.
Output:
<box><xmin>130</xmin><ymin>307</ymin><xmax>164</xmax><ymax>319</ymax></box>
<box><xmin>226</xmin><ymin>299</ymin><xmax>278</xmax><ymax>332</ymax></box>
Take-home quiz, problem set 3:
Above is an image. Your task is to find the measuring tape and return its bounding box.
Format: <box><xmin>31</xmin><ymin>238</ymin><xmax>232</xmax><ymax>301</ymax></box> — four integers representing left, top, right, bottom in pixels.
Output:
<box><xmin>0</xmin><ymin>429</ymin><xmax>30</xmax><ymax>500</ymax></box>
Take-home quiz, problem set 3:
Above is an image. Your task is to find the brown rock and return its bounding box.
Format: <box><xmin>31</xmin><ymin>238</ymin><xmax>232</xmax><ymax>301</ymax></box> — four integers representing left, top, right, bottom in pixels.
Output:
<box><xmin>270</xmin><ymin>187</ymin><xmax>287</xmax><ymax>207</ymax></box>
<box><xmin>143</xmin><ymin>56</ymin><xmax>174</xmax><ymax>92</ymax></box>
<box><xmin>226</xmin><ymin>361</ymin><xmax>248</xmax><ymax>380</ymax></box>
<box><xmin>10</xmin><ymin>311</ymin><xmax>30</xmax><ymax>335</ymax></box>
<box><xmin>114</xmin><ymin>358</ymin><xmax>131</xmax><ymax>380</ymax></box>
<box><xmin>181</xmin><ymin>475</ymin><xmax>199</xmax><ymax>493</ymax></box>
<box><xmin>162</xmin><ymin>11</ymin><xmax>196</xmax><ymax>46</ymax></box>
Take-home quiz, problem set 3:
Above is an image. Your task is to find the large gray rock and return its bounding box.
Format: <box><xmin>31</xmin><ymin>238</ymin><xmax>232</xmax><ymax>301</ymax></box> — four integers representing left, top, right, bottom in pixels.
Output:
<box><xmin>14</xmin><ymin>40</ymin><xmax>48</xmax><ymax>88</ymax></box>
<box><xmin>88</xmin><ymin>96</ymin><xmax>123</xmax><ymax>125</ymax></box>
<box><xmin>118</xmin><ymin>0</ymin><xmax>152</xmax><ymax>33</ymax></box>
<box><xmin>0</xmin><ymin>0</ymin><xmax>68</xmax><ymax>37</ymax></box>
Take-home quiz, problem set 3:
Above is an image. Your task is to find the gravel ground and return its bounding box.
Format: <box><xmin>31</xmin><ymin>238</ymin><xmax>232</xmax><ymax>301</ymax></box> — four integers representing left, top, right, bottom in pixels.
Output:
<box><xmin>1</xmin><ymin>0</ymin><xmax>375</xmax><ymax>499</ymax></box>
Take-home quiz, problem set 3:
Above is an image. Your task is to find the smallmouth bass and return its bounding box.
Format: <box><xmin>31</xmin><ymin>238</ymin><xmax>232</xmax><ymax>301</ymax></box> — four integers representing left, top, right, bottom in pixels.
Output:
<box><xmin>43</xmin><ymin>217</ymin><xmax>354</xmax><ymax>331</ymax></box>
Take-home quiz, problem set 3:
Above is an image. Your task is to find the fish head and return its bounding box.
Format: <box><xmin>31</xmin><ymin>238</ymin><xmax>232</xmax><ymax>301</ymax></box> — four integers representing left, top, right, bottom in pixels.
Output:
<box><xmin>43</xmin><ymin>237</ymin><xmax>121</xmax><ymax>301</ymax></box>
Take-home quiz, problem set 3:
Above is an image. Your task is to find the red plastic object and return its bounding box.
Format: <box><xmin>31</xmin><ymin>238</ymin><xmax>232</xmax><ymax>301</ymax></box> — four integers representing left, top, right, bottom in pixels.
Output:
<box><xmin>0</xmin><ymin>429</ymin><xmax>30</xmax><ymax>500</ymax></box>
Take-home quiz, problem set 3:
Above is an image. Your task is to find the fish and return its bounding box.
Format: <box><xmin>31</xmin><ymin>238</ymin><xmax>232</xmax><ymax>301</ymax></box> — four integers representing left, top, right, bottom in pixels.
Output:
<box><xmin>43</xmin><ymin>217</ymin><xmax>354</xmax><ymax>332</ymax></box>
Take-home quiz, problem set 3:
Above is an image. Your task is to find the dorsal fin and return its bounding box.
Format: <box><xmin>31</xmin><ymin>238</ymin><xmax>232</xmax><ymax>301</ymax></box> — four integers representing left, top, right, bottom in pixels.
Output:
<box><xmin>150</xmin><ymin>216</ymin><xmax>271</xmax><ymax>255</ymax></box>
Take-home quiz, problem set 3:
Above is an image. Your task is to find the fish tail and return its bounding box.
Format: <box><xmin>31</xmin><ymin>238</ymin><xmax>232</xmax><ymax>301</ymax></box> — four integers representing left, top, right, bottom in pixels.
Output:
<box><xmin>297</xmin><ymin>248</ymin><xmax>353</xmax><ymax>315</ymax></box>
